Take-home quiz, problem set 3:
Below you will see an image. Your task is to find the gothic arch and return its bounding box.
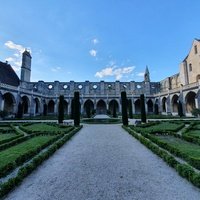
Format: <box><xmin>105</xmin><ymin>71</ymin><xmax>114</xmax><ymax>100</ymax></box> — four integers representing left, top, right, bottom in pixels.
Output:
<box><xmin>48</xmin><ymin>100</ymin><xmax>55</xmax><ymax>114</ymax></box>
<box><xmin>185</xmin><ymin>91</ymin><xmax>196</xmax><ymax>113</ymax></box>
<box><xmin>96</xmin><ymin>99</ymin><xmax>106</xmax><ymax>114</ymax></box>
<box><xmin>109</xmin><ymin>99</ymin><xmax>119</xmax><ymax>115</ymax></box>
<box><xmin>134</xmin><ymin>99</ymin><xmax>140</xmax><ymax>114</ymax></box>
<box><xmin>171</xmin><ymin>95</ymin><xmax>179</xmax><ymax>113</ymax></box>
<box><xmin>196</xmin><ymin>74</ymin><xmax>200</xmax><ymax>82</ymax></box>
<box><xmin>3</xmin><ymin>92</ymin><xmax>16</xmax><ymax>114</ymax></box>
<box><xmin>84</xmin><ymin>99</ymin><xmax>94</xmax><ymax>117</ymax></box>
<box><xmin>162</xmin><ymin>97</ymin><xmax>167</xmax><ymax>112</ymax></box>
<box><xmin>147</xmin><ymin>99</ymin><xmax>153</xmax><ymax>113</ymax></box>
<box><xmin>21</xmin><ymin>96</ymin><xmax>30</xmax><ymax>115</ymax></box>
<box><xmin>34</xmin><ymin>98</ymin><xmax>41</xmax><ymax>114</ymax></box>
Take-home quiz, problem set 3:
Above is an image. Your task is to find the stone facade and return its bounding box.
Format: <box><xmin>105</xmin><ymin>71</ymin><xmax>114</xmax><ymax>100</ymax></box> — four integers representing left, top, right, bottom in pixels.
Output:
<box><xmin>0</xmin><ymin>39</ymin><xmax>200</xmax><ymax>117</ymax></box>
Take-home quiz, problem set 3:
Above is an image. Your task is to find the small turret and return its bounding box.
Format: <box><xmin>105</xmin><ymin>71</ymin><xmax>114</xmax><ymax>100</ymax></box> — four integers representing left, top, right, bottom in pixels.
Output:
<box><xmin>20</xmin><ymin>49</ymin><xmax>32</xmax><ymax>82</ymax></box>
<box><xmin>144</xmin><ymin>66</ymin><xmax>150</xmax><ymax>82</ymax></box>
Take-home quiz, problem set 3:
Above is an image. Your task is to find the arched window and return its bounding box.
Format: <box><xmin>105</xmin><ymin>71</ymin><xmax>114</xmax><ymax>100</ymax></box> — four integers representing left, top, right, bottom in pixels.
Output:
<box><xmin>189</xmin><ymin>63</ymin><xmax>192</xmax><ymax>72</ymax></box>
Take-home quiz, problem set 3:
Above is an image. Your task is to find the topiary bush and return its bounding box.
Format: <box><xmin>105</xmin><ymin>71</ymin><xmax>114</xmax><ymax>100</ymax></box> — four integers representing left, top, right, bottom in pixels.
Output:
<box><xmin>121</xmin><ymin>91</ymin><xmax>128</xmax><ymax>125</ymax></box>
<box><xmin>58</xmin><ymin>95</ymin><xmax>64</xmax><ymax>124</ymax></box>
<box><xmin>74</xmin><ymin>92</ymin><xmax>80</xmax><ymax>126</ymax></box>
<box><xmin>140</xmin><ymin>94</ymin><xmax>146</xmax><ymax>123</ymax></box>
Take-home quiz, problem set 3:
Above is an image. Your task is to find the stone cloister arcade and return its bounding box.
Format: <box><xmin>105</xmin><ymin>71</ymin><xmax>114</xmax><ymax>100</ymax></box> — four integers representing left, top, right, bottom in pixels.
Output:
<box><xmin>157</xmin><ymin>90</ymin><xmax>199</xmax><ymax>116</ymax></box>
<box><xmin>0</xmin><ymin>88</ymin><xmax>199</xmax><ymax>118</ymax></box>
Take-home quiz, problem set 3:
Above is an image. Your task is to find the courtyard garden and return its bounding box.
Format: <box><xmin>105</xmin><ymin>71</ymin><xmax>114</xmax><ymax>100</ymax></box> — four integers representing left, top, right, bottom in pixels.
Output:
<box><xmin>123</xmin><ymin>120</ymin><xmax>200</xmax><ymax>188</ymax></box>
<box><xmin>0</xmin><ymin>122</ymin><xmax>82</xmax><ymax>198</ymax></box>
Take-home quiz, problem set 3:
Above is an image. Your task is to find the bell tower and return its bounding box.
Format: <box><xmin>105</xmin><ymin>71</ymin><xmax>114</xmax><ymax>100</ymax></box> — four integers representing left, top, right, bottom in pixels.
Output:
<box><xmin>20</xmin><ymin>50</ymin><xmax>32</xmax><ymax>82</ymax></box>
<box><xmin>144</xmin><ymin>66</ymin><xmax>150</xmax><ymax>82</ymax></box>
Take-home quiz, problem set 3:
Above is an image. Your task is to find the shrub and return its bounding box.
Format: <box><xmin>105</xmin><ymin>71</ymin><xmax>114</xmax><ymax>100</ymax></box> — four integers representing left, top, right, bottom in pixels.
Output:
<box><xmin>121</xmin><ymin>91</ymin><xmax>128</xmax><ymax>125</ymax></box>
<box><xmin>178</xmin><ymin>101</ymin><xmax>184</xmax><ymax>117</ymax></box>
<box><xmin>191</xmin><ymin>108</ymin><xmax>200</xmax><ymax>117</ymax></box>
<box><xmin>58</xmin><ymin>95</ymin><xmax>64</xmax><ymax>124</ymax></box>
<box><xmin>140</xmin><ymin>94</ymin><xmax>146</xmax><ymax>123</ymax></box>
<box><xmin>74</xmin><ymin>92</ymin><xmax>80</xmax><ymax>126</ymax></box>
<box><xmin>128</xmin><ymin>99</ymin><xmax>133</xmax><ymax>119</ymax></box>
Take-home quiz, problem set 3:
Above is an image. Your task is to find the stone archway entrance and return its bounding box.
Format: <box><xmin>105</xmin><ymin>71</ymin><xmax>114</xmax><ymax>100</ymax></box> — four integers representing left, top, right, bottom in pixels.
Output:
<box><xmin>96</xmin><ymin>100</ymin><xmax>106</xmax><ymax>114</ymax></box>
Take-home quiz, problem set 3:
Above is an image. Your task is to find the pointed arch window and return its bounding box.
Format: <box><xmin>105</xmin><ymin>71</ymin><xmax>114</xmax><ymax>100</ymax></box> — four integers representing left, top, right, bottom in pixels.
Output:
<box><xmin>189</xmin><ymin>63</ymin><xmax>192</xmax><ymax>72</ymax></box>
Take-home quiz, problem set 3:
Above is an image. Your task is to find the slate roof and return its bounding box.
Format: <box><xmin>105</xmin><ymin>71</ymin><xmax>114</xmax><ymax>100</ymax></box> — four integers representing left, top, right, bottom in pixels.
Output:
<box><xmin>0</xmin><ymin>61</ymin><xmax>20</xmax><ymax>87</ymax></box>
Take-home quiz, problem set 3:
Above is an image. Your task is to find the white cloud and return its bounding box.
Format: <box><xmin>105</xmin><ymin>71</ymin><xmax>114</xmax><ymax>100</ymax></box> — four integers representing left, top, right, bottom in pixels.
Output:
<box><xmin>89</xmin><ymin>49</ymin><xmax>97</xmax><ymax>57</ymax></box>
<box><xmin>137</xmin><ymin>72</ymin><xmax>144</xmax><ymax>77</ymax></box>
<box><xmin>4</xmin><ymin>41</ymin><xmax>25</xmax><ymax>53</ymax></box>
<box><xmin>4</xmin><ymin>40</ymin><xmax>31</xmax><ymax>74</ymax></box>
<box><xmin>5</xmin><ymin>57</ymin><xmax>15</xmax><ymax>62</ymax></box>
<box><xmin>51</xmin><ymin>66</ymin><xmax>61</xmax><ymax>72</ymax></box>
<box><xmin>14</xmin><ymin>53</ymin><xmax>20</xmax><ymax>57</ymax></box>
<box><xmin>92</xmin><ymin>38</ymin><xmax>99</xmax><ymax>45</ymax></box>
<box><xmin>95</xmin><ymin>66</ymin><xmax>135</xmax><ymax>80</ymax></box>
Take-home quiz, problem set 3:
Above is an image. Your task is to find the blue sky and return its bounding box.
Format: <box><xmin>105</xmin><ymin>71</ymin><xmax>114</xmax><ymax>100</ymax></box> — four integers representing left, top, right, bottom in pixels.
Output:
<box><xmin>0</xmin><ymin>0</ymin><xmax>200</xmax><ymax>82</ymax></box>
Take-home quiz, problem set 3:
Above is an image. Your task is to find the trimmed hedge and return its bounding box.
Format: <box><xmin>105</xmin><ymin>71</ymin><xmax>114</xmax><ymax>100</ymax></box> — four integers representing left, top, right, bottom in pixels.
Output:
<box><xmin>0</xmin><ymin>134</ymin><xmax>24</xmax><ymax>146</ymax></box>
<box><xmin>123</xmin><ymin>126</ymin><xmax>200</xmax><ymax>188</ymax></box>
<box><xmin>0</xmin><ymin>134</ymin><xmax>63</xmax><ymax>178</ymax></box>
<box><xmin>139</xmin><ymin>132</ymin><xmax>200</xmax><ymax>170</ymax></box>
<box><xmin>19</xmin><ymin>123</ymin><xmax>74</xmax><ymax>135</ymax></box>
<box><xmin>0</xmin><ymin>126</ymin><xmax>82</xmax><ymax>198</ymax></box>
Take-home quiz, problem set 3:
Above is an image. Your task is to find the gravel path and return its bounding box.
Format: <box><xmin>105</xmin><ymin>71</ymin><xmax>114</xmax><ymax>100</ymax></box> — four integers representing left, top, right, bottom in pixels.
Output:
<box><xmin>4</xmin><ymin>125</ymin><xmax>200</xmax><ymax>200</ymax></box>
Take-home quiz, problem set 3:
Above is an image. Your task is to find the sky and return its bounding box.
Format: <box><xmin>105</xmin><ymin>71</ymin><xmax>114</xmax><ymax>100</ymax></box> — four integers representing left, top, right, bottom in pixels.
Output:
<box><xmin>0</xmin><ymin>0</ymin><xmax>200</xmax><ymax>82</ymax></box>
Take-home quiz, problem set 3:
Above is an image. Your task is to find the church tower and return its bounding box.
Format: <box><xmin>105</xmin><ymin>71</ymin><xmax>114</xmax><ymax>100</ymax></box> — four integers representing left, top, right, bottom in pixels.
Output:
<box><xmin>144</xmin><ymin>66</ymin><xmax>150</xmax><ymax>94</ymax></box>
<box><xmin>144</xmin><ymin>66</ymin><xmax>150</xmax><ymax>82</ymax></box>
<box><xmin>20</xmin><ymin>50</ymin><xmax>32</xmax><ymax>82</ymax></box>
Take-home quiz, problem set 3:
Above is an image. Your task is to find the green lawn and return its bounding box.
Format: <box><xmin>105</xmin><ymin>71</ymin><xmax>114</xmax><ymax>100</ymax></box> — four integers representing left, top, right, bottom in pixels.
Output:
<box><xmin>185</xmin><ymin>130</ymin><xmax>200</xmax><ymax>139</ymax></box>
<box><xmin>133</xmin><ymin>122</ymin><xmax>184</xmax><ymax>133</ymax></box>
<box><xmin>193</xmin><ymin>124</ymin><xmax>200</xmax><ymax>130</ymax></box>
<box><xmin>0</xmin><ymin>135</ymin><xmax>57</xmax><ymax>169</ymax></box>
<box><xmin>156</xmin><ymin>135</ymin><xmax>200</xmax><ymax>159</ymax></box>
<box><xmin>0</xmin><ymin>133</ymin><xmax>17</xmax><ymax>142</ymax></box>
<box><xmin>22</xmin><ymin>123</ymin><xmax>72</xmax><ymax>133</ymax></box>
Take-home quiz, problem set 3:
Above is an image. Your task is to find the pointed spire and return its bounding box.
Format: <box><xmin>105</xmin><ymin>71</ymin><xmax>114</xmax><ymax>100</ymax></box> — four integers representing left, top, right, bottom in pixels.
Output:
<box><xmin>144</xmin><ymin>65</ymin><xmax>150</xmax><ymax>82</ymax></box>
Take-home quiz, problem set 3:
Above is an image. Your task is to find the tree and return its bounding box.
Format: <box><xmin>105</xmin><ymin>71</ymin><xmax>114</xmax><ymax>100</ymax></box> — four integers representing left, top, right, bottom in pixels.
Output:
<box><xmin>58</xmin><ymin>95</ymin><xmax>64</xmax><ymax>124</ymax></box>
<box><xmin>140</xmin><ymin>94</ymin><xmax>146</xmax><ymax>123</ymax></box>
<box><xmin>70</xmin><ymin>99</ymin><xmax>74</xmax><ymax>119</ymax></box>
<box><xmin>43</xmin><ymin>104</ymin><xmax>47</xmax><ymax>116</ymax></box>
<box><xmin>128</xmin><ymin>99</ymin><xmax>133</xmax><ymax>119</ymax></box>
<box><xmin>178</xmin><ymin>101</ymin><xmax>184</xmax><ymax>117</ymax></box>
<box><xmin>17</xmin><ymin>102</ymin><xmax>23</xmax><ymax>118</ymax></box>
<box><xmin>121</xmin><ymin>91</ymin><xmax>128</xmax><ymax>125</ymax></box>
<box><xmin>74</xmin><ymin>92</ymin><xmax>80</xmax><ymax>126</ymax></box>
<box><xmin>154</xmin><ymin>103</ymin><xmax>159</xmax><ymax>115</ymax></box>
<box><xmin>113</xmin><ymin>101</ymin><xmax>117</xmax><ymax>118</ymax></box>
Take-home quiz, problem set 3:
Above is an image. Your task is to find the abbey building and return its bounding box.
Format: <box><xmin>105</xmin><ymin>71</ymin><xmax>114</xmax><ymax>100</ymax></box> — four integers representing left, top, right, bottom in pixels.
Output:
<box><xmin>0</xmin><ymin>39</ymin><xmax>200</xmax><ymax>118</ymax></box>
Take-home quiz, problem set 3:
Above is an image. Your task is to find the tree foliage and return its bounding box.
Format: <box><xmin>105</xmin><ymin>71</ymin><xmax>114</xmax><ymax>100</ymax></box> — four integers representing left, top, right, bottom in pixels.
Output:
<box><xmin>128</xmin><ymin>99</ymin><xmax>133</xmax><ymax>119</ymax></box>
<box><xmin>178</xmin><ymin>101</ymin><xmax>184</xmax><ymax>117</ymax></box>
<box><xmin>140</xmin><ymin>94</ymin><xmax>146</xmax><ymax>123</ymax></box>
<box><xmin>74</xmin><ymin>92</ymin><xmax>80</xmax><ymax>126</ymax></box>
<box><xmin>58</xmin><ymin>95</ymin><xmax>64</xmax><ymax>123</ymax></box>
<box><xmin>121</xmin><ymin>91</ymin><xmax>128</xmax><ymax>125</ymax></box>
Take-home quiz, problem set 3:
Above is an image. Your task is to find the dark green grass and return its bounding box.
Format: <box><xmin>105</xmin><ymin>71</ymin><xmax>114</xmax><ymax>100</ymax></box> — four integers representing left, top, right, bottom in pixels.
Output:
<box><xmin>186</xmin><ymin>130</ymin><xmax>200</xmax><ymax>139</ymax></box>
<box><xmin>22</xmin><ymin>123</ymin><xmax>72</xmax><ymax>133</ymax></box>
<box><xmin>134</xmin><ymin>122</ymin><xmax>184</xmax><ymax>133</ymax></box>
<box><xmin>0</xmin><ymin>136</ymin><xmax>57</xmax><ymax>169</ymax></box>
<box><xmin>193</xmin><ymin>124</ymin><xmax>200</xmax><ymax>130</ymax></box>
<box><xmin>0</xmin><ymin>133</ymin><xmax>17</xmax><ymax>142</ymax></box>
<box><xmin>156</xmin><ymin>135</ymin><xmax>200</xmax><ymax>159</ymax></box>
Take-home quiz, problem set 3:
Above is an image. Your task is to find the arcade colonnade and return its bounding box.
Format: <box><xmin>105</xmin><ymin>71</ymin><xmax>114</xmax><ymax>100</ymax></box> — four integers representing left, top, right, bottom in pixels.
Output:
<box><xmin>0</xmin><ymin>89</ymin><xmax>200</xmax><ymax>117</ymax></box>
